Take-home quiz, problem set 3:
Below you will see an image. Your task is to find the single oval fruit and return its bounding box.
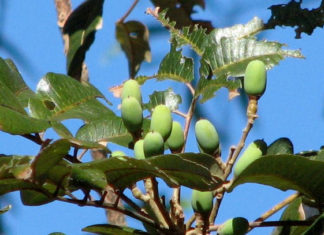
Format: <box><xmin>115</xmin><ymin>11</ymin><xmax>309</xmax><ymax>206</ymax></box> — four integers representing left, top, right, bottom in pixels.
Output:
<box><xmin>121</xmin><ymin>96</ymin><xmax>143</xmax><ymax>133</ymax></box>
<box><xmin>134</xmin><ymin>139</ymin><xmax>145</xmax><ymax>159</ymax></box>
<box><xmin>244</xmin><ymin>60</ymin><xmax>267</xmax><ymax>97</ymax></box>
<box><xmin>70</xmin><ymin>167</ymin><xmax>107</xmax><ymax>191</ymax></box>
<box><xmin>234</xmin><ymin>139</ymin><xmax>267</xmax><ymax>177</ymax></box>
<box><xmin>121</xmin><ymin>79</ymin><xmax>142</xmax><ymax>103</ymax></box>
<box><xmin>218</xmin><ymin>217</ymin><xmax>249</xmax><ymax>235</ymax></box>
<box><xmin>195</xmin><ymin>119</ymin><xmax>220</xmax><ymax>155</ymax></box>
<box><xmin>166</xmin><ymin>121</ymin><xmax>185</xmax><ymax>152</ymax></box>
<box><xmin>143</xmin><ymin>131</ymin><xmax>164</xmax><ymax>157</ymax></box>
<box><xmin>150</xmin><ymin>105</ymin><xmax>172</xmax><ymax>140</ymax></box>
<box><xmin>191</xmin><ymin>190</ymin><xmax>213</xmax><ymax>216</ymax></box>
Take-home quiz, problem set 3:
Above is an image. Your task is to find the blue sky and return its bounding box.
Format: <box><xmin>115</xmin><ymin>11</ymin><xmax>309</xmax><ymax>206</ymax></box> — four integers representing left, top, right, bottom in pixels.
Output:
<box><xmin>1</xmin><ymin>0</ymin><xmax>324</xmax><ymax>234</ymax></box>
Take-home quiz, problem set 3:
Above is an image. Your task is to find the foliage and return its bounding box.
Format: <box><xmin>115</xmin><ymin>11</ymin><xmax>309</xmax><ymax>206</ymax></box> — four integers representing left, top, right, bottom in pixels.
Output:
<box><xmin>0</xmin><ymin>0</ymin><xmax>323</xmax><ymax>234</ymax></box>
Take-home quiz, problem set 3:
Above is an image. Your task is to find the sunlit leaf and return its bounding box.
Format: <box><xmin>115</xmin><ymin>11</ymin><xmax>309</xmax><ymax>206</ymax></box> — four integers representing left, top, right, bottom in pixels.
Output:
<box><xmin>143</xmin><ymin>88</ymin><xmax>182</xmax><ymax>112</ymax></box>
<box><xmin>83</xmin><ymin>224</ymin><xmax>149</xmax><ymax>235</ymax></box>
<box><xmin>0</xmin><ymin>58</ymin><xmax>35</xmax><ymax>107</ymax></box>
<box><xmin>0</xmin><ymin>106</ymin><xmax>50</xmax><ymax>135</ymax></box>
<box><xmin>35</xmin><ymin>73</ymin><xmax>114</xmax><ymax>122</ymax></box>
<box><xmin>116</xmin><ymin>21</ymin><xmax>151</xmax><ymax>78</ymax></box>
<box><xmin>0</xmin><ymin>204</ymin><xmax>11</xmax><ymax>214</ymax></box>
<box><xmin>63</xmin><ymin>0</ymin><xmax>104</xmax><ymax>80</ymax></box>
<box><xmin>74</xmin><ymin>153</ymin><xmax>223</xmax><ymax>190</ymax></box>
<box><xmin>229</xmin><ymin>155</ymin><xmax>324</xmax><ymax>202</ymax></box>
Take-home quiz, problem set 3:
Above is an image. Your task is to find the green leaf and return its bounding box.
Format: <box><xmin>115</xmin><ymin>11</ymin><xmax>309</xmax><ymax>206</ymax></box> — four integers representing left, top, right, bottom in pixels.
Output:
<box><xmin>228</xmin><ymin>155</ymin><xmax>324</xmax><ymax>202</ymax></box>
<box><xmin>63</xmin><ymin>0</ymin><xmax>104</xmax><ymax>80</ymax></box>
<box><xmin>272</xmin><ymin>197</ymin><xmax>309</xmax><ymax>235</ymax></box>
<box><xmin>0</xmin><ymin>155</ymin><xmax>32</xmax><ymax>179</ymax></box>
<box><xmin>143</xmin><ymin>88</ymin><xmax>182</xmax><ymax>112</ymax></box>
<box><xmin>70</xmin><ymin>167</ymin><xmax>107</xmax><ymax>191</ymax></box>
<box><xmin>75</xmin><ymin>117</ymin><xmax>150</xmax><ymax>148</ymax></box>
<box><xmin>267</xmin><ymin>138</ymin><xmax>294</xmax><ymax>155</ymax></box>
<box><xmin>0</xmin><ymin>58</ymin><xmax>35</xmax><ymax>107</ymax></box>
<box><xmin>202</xmin><ymin>37</ymin><xmax>304</xmax><ymax>79</ymax></box>
<box><xmin>20</xmin><ymin>183</ymin><xmax>59</xmax><ymax>206</ymax></box>
<box><xmin>0</xmin><ymin>80</ymin><xmax>27</xmax><ymax>114</ymax></box>
<box><xmin>35</xmin><ymin>73</ymin><xmax>114</xmax><ymax>122</ymax></box>
<box><xmin>82</xmin><ymin>224</ymin><xmax>149</xmax><ymax>235</ymax></box>
<box><xmin>116</xmin><ymin>21</ymin><xmax>151</xmax><ymax>78</ymax></box>
<box><xmin>0</xmin><ymin>179</ymin><xmax>40</xmax><ymax>195</ymax></box>
<box><xmin>0</xmin><ymin>106</ymin><xmax>50</xmax><ymax>134</ymax></box>
<box><xmin>74</xmin><ymin>153</ymin><xmax>223</xmax><ymax>190</ymax></box>
<box><xmin>0</xmin><ymin>204</ymin><xmax>11</xmax><ymax>214</ymax></box>
<box><xmin>31</xmin><ymin>139</ymin><xmax>71</xmax><ymax>183</ymax></box>
<box><xmin>156</xmin><ymin>48</ymin><xmax>194</xmax><ymax>83</ymax></box>
<box><xmin>195</xmin><ymin>76</ymin><xmax>241</xmax><ymax>103</ymax></box>
<box><xmin>302</xmin><ymin>212</ymin><xmax>324</xmax><ymax>235</ymax></box>
<box><xmin>151</xmin><ymin>9</ymin><xmax>207</xmax><ymax>56</ymax></box>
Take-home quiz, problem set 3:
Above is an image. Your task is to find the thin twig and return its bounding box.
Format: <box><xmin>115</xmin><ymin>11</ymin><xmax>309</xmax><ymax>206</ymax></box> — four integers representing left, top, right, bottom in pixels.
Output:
<box><xmin>209</xmin><ymin>195</ymin><xmax>223</xmax><ymax>225</ymax></box>
<box><xmin>182</xmin><ymin>96</ymin><xmax>199</xmax><ymax>152</ymax></box>
<box><xmin>186</xmin><ymin>214</ymin><xmax>196</xmax><ymax>230</ymax></box>
<box><xmin>120</xmin><ymin>193</ymin><xmax>148</xmax><ymax>218</ymax></box>
<box><xmin>173</xmin><ymin>110</ymin><xmax>187</xmax><ymax>118</ymax></box>
<box><xmin>77</xmin><ymin>149</ymin><xmax>88</xmax><ymax>161</ymax></box>
<box><xmin>185</xmin><ymin>83</ymin><xmax>195</xmax><ymax>96</ymax></box>
<box><xmin>118</xmin><ymin>0</ymin><xmax>139</xmax><ymax>23</ymax></box>
<box><xmin>22</xmin><ymin>134</ymin><xmax>44</xmax><ymax>145</ymax></box>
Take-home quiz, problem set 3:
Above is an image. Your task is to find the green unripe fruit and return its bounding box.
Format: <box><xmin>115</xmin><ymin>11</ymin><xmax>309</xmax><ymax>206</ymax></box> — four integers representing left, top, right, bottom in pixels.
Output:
<box><xmin>195</xmin><ymin>119</ymin><xmax>220</xmax><ymax>155</ymax></box>
<box><xmin>121</xmin><ymin>96</ymin><xmax>143</xmax><ymax>133</ymax></box>
<box><xmin>70</xmin><ymin>167</ymin><xmax>107</xmax><ymax>191</ymax></box>
<box><xmin>150</xmin><ymin>105</ymin><xmax>172</xmax><ymax>140</ymax></box>
<box><xmin>218</xmin><ymin>217</ymin><xmax>249</xmax><ymax>235</ymax></box>
<box><xmin>166</xmin><ymin>121</ymin><xmax>185</xmax><ymax>152</ymax></box>
<box><xmin>134</xmin><ymin>139</ymin><xmax>145</xmax><ymax>159</ymax></box>
<box><xmin>121</xmin><ymin>79</ymin><xmax>142</xmax><ymax>103</ymax></box>
<box><xmin>143</xmin><ymin>131</ymin><xmax>164</xmax><ymax>157</ymax></box>
<box><xmin>191</xmin><ymin>190</ymin><xmax>213</xmax><ymax>216</ymax></box>
<box><xmin>244</xmin><ymin>60</ymin><xmax>267</xmax><ymax>97</ymax></box>
<box><xmin>234</xmin><ymin>139</ymin><xmax>267</xmax><ymax>177</ymax></box>
<box><xmin>111</xmin><ymin>151</ymin><xmax>126</xmax><ymax>158</ymax></box>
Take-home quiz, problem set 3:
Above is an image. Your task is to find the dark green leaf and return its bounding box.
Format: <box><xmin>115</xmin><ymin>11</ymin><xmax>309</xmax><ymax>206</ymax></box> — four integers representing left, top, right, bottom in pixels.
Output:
<box><xmin>20</xmin><ymin>183</ymin><xmax>59</xmax><ymax>206</ymax></box>
<box><xmin>31</xmin><ymin>139</ymin><xmax>71</xmax><ymax>183</ymax></box>
<box><xmin>266</xmin><ymin>1</ymin><xmax>324</xmax><ymax>39</ymax></box>
<box><xmin>0</xmin><ymin>106</ymin><xmax>50</xmax><ymax>134</ymax></box>
<box><xmin>36</xmin><ymin>73</ymin><xmax>114</xmax><ymax>122</ymax></box>
<box><xmin>116</xmin><ymin>21</ymin><xmax>151</xmax><ymax>78</ymax></box>
<box><xmin>143</xmin><ymin>88</ymin><xmax>182</xmax><ymax>112</ymax></box>
<box><xmin>0</xmin><ymin>179</ymin><xmax>40</xmax><ymax>195</ymax></box>
<box><xmin>70</xmin><ymin>167</ymin><xmax>107</xmax><ymax>191</ymax></box>
<box><xmin>302</xmin><ymin>213</ymin><xmax>324</xmax><ymax>235</ymax></box>
<box><xmin>229</xmin><ymin>155</ymin><xmax>324</xmax><ymax>202</ymax></box>
<box><xmin>82</xmin><ymin>224</ymin><xmax>149</xmax><ymax>235</ymax></box>
<box><xmin>63</xmin><ymin>0</ymin><xmax>104</xmax><ymax>80</ymax></box>
<box><xmin>272</xmin><ymin>197</ymin><xmax>308</xmax><ymax>235</ymax></box>
<box><xmin>267</xmin><ymin>138</ymin><xmax>294</xmax><ymax>155</ymax></box>
<box><xmin>0</xmin><ymin>58</ymin><xmax>35</xmax><ymax>107</ymax></box>
<box><xmin>74</xmin><ymin>153</ymin><xmax>223</xmax><ymax>190</ymax></box>
<box><xmin>0</xmin><ymin>80</ymin><xmax>26</xmax><ymax>114</ymax></box>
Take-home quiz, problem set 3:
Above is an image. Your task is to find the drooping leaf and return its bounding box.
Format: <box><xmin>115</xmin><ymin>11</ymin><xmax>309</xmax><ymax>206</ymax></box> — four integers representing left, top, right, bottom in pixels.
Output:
<box><xmin>272</xmin><ymin>197</ymin><xmax>309</xmax><ymax>235</ymax></box>
<box><xmin>0</xmin><ymin>58</ymin><xmax>35</xmax><ymax>107</ymax></box>
<box><xmin>0</xmin><ymin>106</ymin><xmax>50</xmax><ymax>135</ymax></box>
<box><xmin>0</xmin><ymin>204</ymin><xmax>11</xmax><ymax>214</ymax></box>
<box><xmin>63</xmin><ymin>0</ymin><xmax>104</xmax><ymax>80</ymax></box>
<box><xmin>73</xmin><ymin>153</ymin><xmax>223</xmax><ymax>190</ymax></box>
<box><xmin>35</xmin><ymin>73</ymin><xmax>114</xmax><ymax>122</ymax></box>
<box><xmin>31</xmin><ymin>139</ymin><xmax>71</xmax><ymax>183</ymax></box>
<box><xmin>82</xmin><ymin>224</ymin><xmax>149</xmax><ymax>235</ymax></box>
<box><xmin>75</xmin><ymin>117</ymin><xmax>150</xmax><ymax>148</ymax></box>
<box><xmin>149</xmin><ymin>9</ymin><xmax>207</xmax><ymax>56</ymax></box>
<box><xmin>228</xmin><ymin>155</ymin><xmax>324</xmax><ymax>202</ymax></box>
<box><xmin>143</xmin><ymin>88</ymin><xmax>182</xmax><ymax>112</ymax></box>
<box><xmin>116</xmin><ymin>21</ymin><xmax>151</xmax><ymax>78</ymax></box>
<box><xmin>265</xmin><ymin>1</ymin><xmax>324</xmax><ymax>39</ymax></box>
<box><xmin>267</xmin><ymin>138</ymin><xmax>294</xmax><ymax>155</ymax></box>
